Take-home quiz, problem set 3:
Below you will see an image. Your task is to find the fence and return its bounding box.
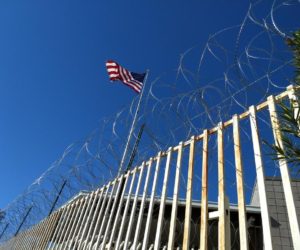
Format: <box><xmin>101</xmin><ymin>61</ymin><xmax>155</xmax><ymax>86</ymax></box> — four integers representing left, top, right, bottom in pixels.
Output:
<box><xmin>0</xmin><ymin>85</ymin><xmax>299</xmax><ymax>250</ymax></box>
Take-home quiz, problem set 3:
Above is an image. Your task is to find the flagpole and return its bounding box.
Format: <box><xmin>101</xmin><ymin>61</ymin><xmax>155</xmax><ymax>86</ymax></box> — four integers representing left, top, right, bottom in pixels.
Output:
<box><xmin>117</xmin><ymin>69</ymin><xmax>149</xmax><ymax>177</ymax></box>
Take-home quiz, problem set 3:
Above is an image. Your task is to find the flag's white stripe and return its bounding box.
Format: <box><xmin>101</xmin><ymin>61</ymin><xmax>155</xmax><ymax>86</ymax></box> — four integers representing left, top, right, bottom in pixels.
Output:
<box><xmin>106</xmin><ymin>62</ymin><xmax>117</xmax><ymax>67</ymax></box>
<box><xmin>124</xmin><ymin>82</ymin><xmax>141</xmax><ymax>93</ymax></box>
<box><xmin>118</xmin><ymin>66</ymin><xmax>126</xmax><ymax>81</ymax></box>
<box><xmin>125</xmin><ymin>72</ymin><xmax>142</xmax><ymax>91</ymax></box>
<box><xmin>119</xmin><ymin>68</ymin><xmax>140</xmax><ymax>92</ymax></box>
<box><xmin>107</xmin><ymin>68</ymin><xmax>118</xmax><ymax>73</ymax></box>
<box><xmin>109</xmin><ymin>73</ymin><xmax>119</xmax><ymax>78</ymax></box>
<box><xmin>124</xmin><ymin>71</ymin><xmax>142</xmax><ymax>92</ymax></box>
<box><xmin>128</xmin><ymin>72</ymin><xmax>143</xmax><ymax>88</ymax></box>
<box><xmin>122</xmin><ymin>68</ymin><xmax>132</xmax><ymax>82</ymax></box>
<box><xmin>129</xmin><ymin>81</ymin><xmax>142</xmax><ymax>91</ymax></box>
<box><xmin>120</xmin><ymin>67</ymin><xmax>132</xmax><ymax>84</ymax></box>
<box><xmin>130</xmin><ymin>79</ymin><xmax>143</xmax><ymax>88</ymax></box>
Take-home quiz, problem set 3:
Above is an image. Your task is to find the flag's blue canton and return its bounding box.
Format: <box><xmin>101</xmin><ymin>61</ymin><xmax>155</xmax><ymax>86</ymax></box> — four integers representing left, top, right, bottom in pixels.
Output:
<box><xmin>131</xmin><ymin>72</ymin><xmax>146</xmax><ymax>83</ymax></box>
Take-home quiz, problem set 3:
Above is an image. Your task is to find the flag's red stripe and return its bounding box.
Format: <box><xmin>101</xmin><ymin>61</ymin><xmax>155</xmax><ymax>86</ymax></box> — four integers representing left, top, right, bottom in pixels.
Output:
<box><xmin>105</xmin><ymin>60</ymin><xmax>143</xmax><ymax>93</ymax></box>
<box><xmin>118</xmin><ymin>67</ymin><xmax>141</xmax><ymax>92</ymax></box>
<box><xmin>122</xmin><ymin>82</ymin><xmax>140</xmax><ymax>93</ymax></box>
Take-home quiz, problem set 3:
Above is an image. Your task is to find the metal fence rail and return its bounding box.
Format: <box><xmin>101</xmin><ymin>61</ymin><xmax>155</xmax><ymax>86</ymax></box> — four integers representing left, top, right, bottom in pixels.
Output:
<box><xmin>0</xmin><ymin>85</ymin><xmax>299</xmax><ymax>250</ymax></box>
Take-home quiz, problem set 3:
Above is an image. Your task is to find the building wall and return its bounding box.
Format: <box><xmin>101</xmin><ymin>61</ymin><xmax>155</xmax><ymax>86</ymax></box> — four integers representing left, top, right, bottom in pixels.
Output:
<box><xmin>251</xmin><ymin>177</ymin><xmax>300</xmax><ymax>250</ymax></box>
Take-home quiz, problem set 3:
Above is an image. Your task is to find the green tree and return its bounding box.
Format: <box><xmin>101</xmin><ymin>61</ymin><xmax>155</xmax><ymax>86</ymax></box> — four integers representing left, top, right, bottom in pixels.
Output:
<box><xmin>269</xmin><ymin>30</ymin><xmax>300</xmax><ymax>172</ymax></box>
<box><xmin>286</xmin><ymin>30</ymin><xmax>300</xmax><ymax>85</ymax></box>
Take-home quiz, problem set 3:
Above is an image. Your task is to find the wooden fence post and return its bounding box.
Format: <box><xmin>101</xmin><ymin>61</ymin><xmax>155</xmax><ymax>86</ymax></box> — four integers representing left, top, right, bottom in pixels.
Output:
<box><xmin>168</xmin><ymin>142</ymin><xmax>183</xmax><ymax>250</ymax></box>
<box><xmin>89</xmin><ymin>181</ymin><xmax>113</xmax><ymax>250</ymax></box>
<box><xmin>218</xmin><ymin>122</ymin><xmax>230</xmax><ymax>250</ymax></box>
<box><xmin>233</xmin><ymin>114</ymin><xmax>249</xmax><ymax>250</ymax></box>
<box><xmin>268</xmin><ymin>95</ymin><xmax>300</xmax><ymax>250</ymax></box>
<box><xmin>132</xmin><ymin>159</ymin><xmax>153</xmax><ymax>249</ymax></box>
<box><xmin>83</xmin><ymin>186</ymin><xmax>106</xmax><ymax>250</ymax></box>
<box><xmin>123</xmin><ymin>162</ymin><xmax>146</xmax><ymax>250</ymax></box>
<box><xmin>182</xmin><ymin>136</ymin><xmax>195</xmax><ymax>250</ymax></box>
<box><xmin>249</xmin><ymin>105</ymin><xmax>273</xmax><ymax>249</ymax></box>
<box><xmin>154</xmin><ymin>148</ymin><xmax>172</xmax><ymax>250</ymax></box>
<box><xmin>200</xmin><ymin>130</ymin><xmax>208</xmax><ymax>250</ymax></box>
<box><xmin>115</xmin><ymin>169</ymin><xmax>138</xmax><ymax>249</ymax></box>
<box><xmin>142</xmin><ymin>152</ymin><xmax>162</xmax><ymax>250</ymax></box>
<box><xmin>100</xmin><ymin>174</ymin><xmax>127</xmax><ymax>250</ymax></box>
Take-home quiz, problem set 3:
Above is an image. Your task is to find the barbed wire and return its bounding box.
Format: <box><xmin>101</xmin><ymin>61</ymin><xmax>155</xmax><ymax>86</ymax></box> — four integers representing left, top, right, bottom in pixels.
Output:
<box><xmin>0</xmin><ymin>0</ymin><xmax>299</xmax><ymax>242</ymax></box>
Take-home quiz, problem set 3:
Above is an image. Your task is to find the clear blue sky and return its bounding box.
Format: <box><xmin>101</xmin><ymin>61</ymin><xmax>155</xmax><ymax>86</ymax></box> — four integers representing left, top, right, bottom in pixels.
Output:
<box><xmin>0</xmin><ymin>0</ymin><xmax>299</xmax><ymax>209</ymax></box>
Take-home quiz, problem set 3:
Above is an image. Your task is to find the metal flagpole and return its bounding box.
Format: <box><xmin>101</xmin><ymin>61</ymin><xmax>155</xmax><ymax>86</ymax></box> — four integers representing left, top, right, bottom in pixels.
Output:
<box><xmin>117</xmin><ymin>69</ymin><xmax>149</xmax><ymax>177</ymax></box>
<box><xmin>126</xmin><ymin>123</ymin><xmax>145</xmax><ymax>171</ymax></box>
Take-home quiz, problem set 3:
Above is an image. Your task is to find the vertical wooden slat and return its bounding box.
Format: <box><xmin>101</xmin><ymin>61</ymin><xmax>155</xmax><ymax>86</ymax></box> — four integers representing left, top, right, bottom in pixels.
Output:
<box><xmin>78</xmin><ymin>189</ymin><xmax>101</xmax><ymax>249</ymax></box>
<box><xmin>167</xmin><ymin>142</ymin><xmax>183</xmax><ymax>250</ymax></box>
<box><xmin>142</xmin><ymin>152</ymin><xmax>162</xmax><ymax>250</ymax></box>
<box><xmin>11</xmin><ymin>236</ymin><xmax>17</xmax><ymax>250</ymax></box>
<box><xmin>61</xmin><ymin>196</ymin><xmax>88</xmax><ymax>249</ymax></box>
<box><xmin>123</xmin><ymin>162</ymin><xmax>146</xmax><ymax>250</ymax></box>
<box><xmin>7</xmin><ymin>238</ymin><xmax>15</xmax><ymax>250</ymax></box>
<box><xmin>19</xmin><ymin>230</ymin><xmax>29</xmax><ymax>250</ymax></box>
<box><xmin>12</xmin><ymin>232</ymin><xmax>21</xmax><ymax>250</ymax></box>
<box><xmin>38</xmin><ymin>218</ymin><xmax>49</xmax><ymax>249</ymax></box>
<box><xmin>29</xmin><ymin>227</ymin><xmax>37</xmax><ymax>249</ymax></box>
<box><xmin>9</xmin><ymin>235</ymin><xmax>16</xmax><ymax>250</ymax></box>
<box><xmin>217</xmin><ymin>122</ymin><xmax>230</xmax><ymax>250</ymax></box>
<box><xmin>28</xmin><ymin>221</ymin><xmax>40</xmax><ymax>249</ymax></box>
<box><xmin>38</xmin><ymin>211</ymin><xmax>60</xmax><ymax>249</ymax></box>
<box><xmin>115</xmin><ymin>169</ymin><xmax>138</xmax><ymax>249</ymax></box>
<box><xmin>26</xmin><ymin>228</ymin><xmax>35</xmax><ymax>249</ymax></box>
<box><xmin>268</xmin><ymin>95</ymin><xmax>300</xmax><ymax>249</ymax></box>
<box><xmin>12</xmin><ymin>231</ymin><xmax>22</xmax><ymax>250</ymax></box>
<box><xmin>34</xmin><ymin>217</ymin><xmax>47</xmax><ymax>249</ymax></box>
<box><xmin>132</xmin><ymin>159</ymin><xmax>153</xmax><ymax>249</ymax></box>
<box><xmin>41</xmin><ymin>212</ymin><xmax>58</xmax><ymax>248</ymax></box>
<box><xmin>89</xmin><ymin>181</ymin><xmax>113</xmax><ymax>249</ymax></box>
<box><xmin>48</xmin><ymin>208</ymin><xmax>65</xmax><ymax>249</ymax></box>
<box><xmin>287</xmin><ymin>85</ymin><xmax>300</xmax><ymax>128</ymax></box>
<box><xmin>249</xmin><ymin>105</ymin><xmax>273</xmax><ymax>249</ymax></box>
<box><xmin>58</xmin><ymin>202</ymin><xmax>78</xmax><ymax>249</ymax></box>
<box><xmin>101</xmin><ymin>174</ymin><xmax>127</xmax><ymax>250</ymax></box>
<box><xmin>107</xmin><ymin>171</ymin><xmax>130</xmax><ymax>249</ymax></box>
<box><xmin>76</xmin><ymin>191</ymin><xmax>97</xmax><ymax>249</ymax></box>
<box><xmin>32</xmin><ymin>223</ymin><xmax>41</xmax><ymax>250</ymax></box>
<box><xmin>20</xmin><ymin>229</ymin><xmax>30</xmax><ymax>250</ymax></box>
<box><xmin>6</xmin><ymin>239</ymin><xmax>13</xmax><ymax>250</ymax></box>
<box><xmin>182</xmin><ymin>136</ymin><xmax>195</xmax><ymax>250</ymax></box>
<box><xmin>233</xmin><ymin>114</ymin><xmax>249</xmax><ymax>250</ymax></box>
<box><xmin>24</xmin><ymin>227</ymin><xmax>33</xmax><ymax>250</ymax></box>
<box><xmin>200</xmin><ymin>130</ymin><xmax>208</xmax><ymax>250</ymax></box>
<box><xmin>24</xmin><ymin>229</ymin><xmax>32</xmax><ymax>250</ymax></box>
<box><xmin>10</xmin><ymin>238</ymin><xmax>16</xmax><ymax>250</ymax></box>
<box><xmin>53</xmin><ymin>203</ymin><xmax>74</xmax><ymax>250</ymax></box>
<box><xmin>83</xmin><ymin>186</ymin><xmax>106</xmax><ymax>250</ymax></box>
<box><xmin>33</xmin><ymin>220</ymin><xmax>44</xmax><ymax>249</ymax></box>
<box><xmin>58</xmin><ymin>203</ymin><xmax>78</xmax><ymax>249</ymax></box>
<box><xmin>154</xmin><ymin>148</ymin><xmax>172</xmax><ymax>250</ymax></box>
<box><xmin>33</xmin><ymin>218</ymin><xmax>47</xmax><ymax>249</ymax></box>
<box><xmin>68</xmin><ymin>195</ymin><xmax>90</xmax><ymax>249</ymax></box>
<box><xmin>94</xmin><ymin>180</ymin><xmax>119</xmax><ymax>248</ymax></box>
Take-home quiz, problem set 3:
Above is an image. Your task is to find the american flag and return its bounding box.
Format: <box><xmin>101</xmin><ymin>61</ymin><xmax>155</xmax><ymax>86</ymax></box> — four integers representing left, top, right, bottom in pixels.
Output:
<box><xmin>105</xmin><ymin>60</ymin><xmax>146</xmax><ymax>93</ymax></box>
